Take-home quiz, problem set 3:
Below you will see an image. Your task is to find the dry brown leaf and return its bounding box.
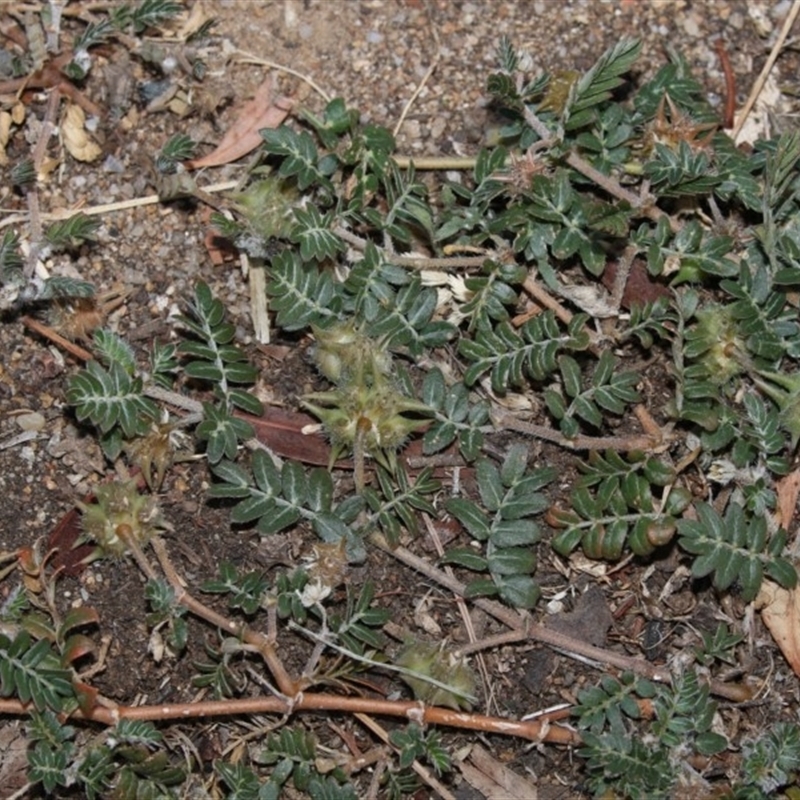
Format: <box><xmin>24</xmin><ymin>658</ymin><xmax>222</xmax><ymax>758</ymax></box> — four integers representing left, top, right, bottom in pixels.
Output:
<box><xmin>757</xmin><ymin>579</ymin><xmax>800</xmax><ymax>676</ymax></box>
<box><xmin>459</xmin><ymin>744</ymin><xmax>538</xmax><ymax>800</ymax></box>
<box><xmin>61</xmin><ymin>104</ymin><xmax>102</xmax><ymax>162</ymax></box>
<box><xmin>776</xmin><ymin>468</ymin><xmax>800</xmax><ymax>529</ymax></box>
<box><xmin>175</xmin><ymin>1</ymin><xmax>212</xmax><ymax>39</ymax></box>
<box><xmin>187</xmin><ymin>76</ymin><xmax>294</xmax><ymax>169</ymax></box>
<box><xmin>0</xmin><ymin>721</ymin><xmax>29</xmax><ymax>795</ymax></box>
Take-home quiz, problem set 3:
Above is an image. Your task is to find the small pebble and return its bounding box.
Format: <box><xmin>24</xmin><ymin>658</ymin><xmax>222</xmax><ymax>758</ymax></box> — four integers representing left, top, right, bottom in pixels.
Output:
<box><xmin>16</xmin><ymin>412</ymin><xmax>45</xmax><ymax>432</ymax></box>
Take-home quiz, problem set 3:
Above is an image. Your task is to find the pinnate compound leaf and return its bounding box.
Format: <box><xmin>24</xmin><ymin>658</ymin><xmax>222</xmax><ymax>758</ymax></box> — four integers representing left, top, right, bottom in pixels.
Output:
<box><xmin>564</xmin><ymin>38</ymin><xmax>642</xmax><ymax>130</ymax></box>
<box><xmin>67</xmin><ymin>360</ymin><xmax>156</xmax><ymax>438</ymax></box>
<box><xmin>445</xmin><ymin>498</ymin><xmax>491</xmax><ymax>540</ymax></box>
<box><xmin>0</xmin><ymin>632</ymin><xmax>74</xmax><ymax>711</ymax></box>
<box><xmin>677</xmin><ymin>502</ymin><xmax>796</xmax><ymax>602</ymax></box>
<box><xmin>291</xmin><ymin>206</ymin><xmax>343</xmax><ymax>262</ymax></box>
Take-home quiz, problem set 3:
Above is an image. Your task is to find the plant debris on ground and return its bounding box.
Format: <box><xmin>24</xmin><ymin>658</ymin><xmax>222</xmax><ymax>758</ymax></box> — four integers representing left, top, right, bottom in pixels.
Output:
<box><xmin>3</xmin><ymin>1</ymin><xmax>800</xmax><ymax>799</ymax></box>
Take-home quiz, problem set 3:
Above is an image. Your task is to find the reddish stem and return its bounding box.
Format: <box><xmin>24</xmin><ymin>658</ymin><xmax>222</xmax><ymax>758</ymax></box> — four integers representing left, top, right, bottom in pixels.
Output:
<box><xmin>715</xmin><ymin>38</ymin><xmax>736</xmax><ymax>129</ymax></box>
<box><xmin>0</xmin><ymin>694</ymin><xmax>580</xmax><ymax>745</ymax></box>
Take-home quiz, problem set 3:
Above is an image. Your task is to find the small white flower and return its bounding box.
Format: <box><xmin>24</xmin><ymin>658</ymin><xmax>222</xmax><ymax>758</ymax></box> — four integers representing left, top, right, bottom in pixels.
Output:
<box><xmin>447</xmin><ymin>274</ymin><xmax>472</xmax><ymax>302</ymax></box>
<box><xmin>708</xmin><ymin>459</ymin><xmax>736</xmax><ymax>485</ymax></box>
<box><xmin>419</xmin><ymin>269</ymin><xmax>449</xmax><ymax>287</ymax></box>
<box><xmin>298</xmin><ymin>579</ymin><xmax>332</xmax><ymax>608</ymax></box>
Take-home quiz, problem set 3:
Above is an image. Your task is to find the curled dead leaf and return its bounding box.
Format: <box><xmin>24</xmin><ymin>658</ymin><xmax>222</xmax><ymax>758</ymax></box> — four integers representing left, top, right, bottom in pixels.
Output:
<box><xmin>776</xmin><ymin>468</ymin><xmax>800</xmax><ymax>530</ymax></box>
<box><xmin>186</xmin><ymin>75</ymin><xmax>294</xmax><ymax>169</ymax></box>
<box><xmin>756</xmin><ymin>579</ymin><xmax>800</xmax><ymax>676</ymax></box>
<box><xmin>61</xmin><ymin>104</ymin><xmax>102</xmax><ymax>163</ymax></box>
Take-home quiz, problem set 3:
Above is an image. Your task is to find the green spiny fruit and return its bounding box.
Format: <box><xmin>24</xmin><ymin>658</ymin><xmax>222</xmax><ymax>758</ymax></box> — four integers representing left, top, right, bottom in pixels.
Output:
<box><xmin>303</xmin><ymin>323</ymin><xmax>431</xmax><ymax>469</ymax></box>
<box><xmin>311</xmin><ymin>321</ymin><xmax>392</xmax><ymax>386</ymax></box>
<box><xmin>124</xmin><ymin>419</ymin><xmax>191</xmax><ymax>491</ymax></box>
<box><xmin>395</xmin><ymin>640</ymin><xmax>477</xmax><ymax>711</ymax></box>
<box><xmin>78</xmin><ymin>480</ymin><xmax>170</xmax><ymax>558</ymax></box>
<box><xmin>684</xmin><ymin>303</ymin><xmax>747</xmax><ymax>386</ymax></box>
<box><xmin>231</xmin><ymin>175</ymin><xmax>299</xmax><ymax>241</ymax></box>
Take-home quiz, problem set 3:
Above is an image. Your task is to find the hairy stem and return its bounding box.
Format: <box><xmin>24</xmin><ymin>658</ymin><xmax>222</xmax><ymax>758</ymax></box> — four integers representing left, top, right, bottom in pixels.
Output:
<box><xmin>149</xmin><ymin>535</ymin><xmax>298</xmax><ymax>696</ymax></box>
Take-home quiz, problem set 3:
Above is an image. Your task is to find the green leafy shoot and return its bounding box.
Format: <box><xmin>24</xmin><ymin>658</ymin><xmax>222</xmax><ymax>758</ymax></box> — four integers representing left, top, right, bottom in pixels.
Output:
<box><xmin>261</xmin><ymin>126</ymin><xmax>336</xmax><ymax>195</ymax></box>
<box><xmin>741</xmin><ymin>723</ymin><xmax>800</xmax><ymax>794</ymax></box>
<box><xmin>156</xmin><ymin>133</ymin><xmax>197</xmax><ymax>173</ymax></box>
<box><xmin>549</xmin><ymin>450</ymin><xmax>690</xmax><ymax>560</ymax></box>
<box><xmin>677</xmin><ymin>501</ymin><xmax>797</xmax><ymax>601</ymax></box>
<box><xmin>459</xmin><ymin>310</ymin><xmax>590</xmax><ymax>392</ymax></box>
<box><xmin>72</xmin><ymin>19</ymin><xmax>113</xmax><ymax>52</ymax></box>
<box><xmin>444</xmin><ymin>444</ymin><xmax>554</xmax><ymax>608</ymax></box>
<box><xmin>389</xmin><ymin>723</ymin><xmax>452</xmax><ymax>776</ymax></box>
<box><xmin>695</xmin><ymin>622</ymin><xmax>743</xmax><ymax>667</ymax></box>
<box><xmin>45</xmin><ymin>214</ymin><xmax>100</xmax><ymax>252</ymax></box>
<box><xmin>574</xmin><ymin>671</ymin><xmax>654</xmax><ymax>735</ymax></box>
<box><xmin>11</xmin><ymin>158</ymin><xmax>35</xmax><ymax>189</ymax></box>
<box><xmin>208</xmin><ymin>451</ymin><xmax>361</xmax><ymax>557</ymax></box>
<box><xmin>563</xmin><ymin>38</ymin><xmax>642</xmax><ymax>130</ymax></box>
<box><xmin>0</xmin><ymin>631</ymin><xmax>75</xmax><ymax>712</ymax></box>
<box><xmin>0</xmin><ymin>230</ymin><xmax>23</xmax><ymax>285</ymax></box>
<box><xmin>192</xmin><ymin>639</ymin><xmax>248</xmax><ymax>698</ymax></box>
<box><xmin>67</xmin><ymin>360</ymin><xmax>159</xmax><ymax>447</ymax></box>
<box><xmin>112</xmin><ymin>0</ymin><xmax>182</xmax><ymax>33</ymax></box>
<box><xmin>38</xmin><ymin>276</ymin><xmax>96</xmax><ymax>299</ymax></box>
<box><xmin>195</xmin><ymin>401</ymin><xmax>255</xmax><ymax>464</ymax></box>
<box><xmin>201</xmin><ymin>561</ymin><xmax>269</xmax><ymax>616</ymax></box>
<box><xmin>257</xmin><ymin>727</ymin><xmax>356</xmax><ymax>795</ymax></box>
<box><xmin>63</xmin><ymin>20</ymin><xmax>113</xmax><ymax>79</ymax></box>
<box><xmin>145</xmin><ymin>580</ymin><xmax>188</xmax><ymax>655</ymax></box>
<box><xmin>177</xmin><ymin>281</ymin><xmax>264</xmax><ymax>416</ymax></box>
<box><xmin>543</xmin><ymin>351</ymin><xmax>641</xmax><ymax>439</ymax></box>
<box><xmin>27</xmin><ymin>719</ymin><xmax>76</xmax><ymax>797</ymax></box>
<box><xmin>421</xmin><ymin>367</ymin><xmax>490</xmax><ymax>462</ymax></box>
<box><xmin>92</xmin><ymin>328</ymin><xmax>137</xmax><ymax>375</ymax></box>
<box><xmin>361</xmin><ymin>466</ymin><xmax>438</xmax><ymax>546</ymax></box>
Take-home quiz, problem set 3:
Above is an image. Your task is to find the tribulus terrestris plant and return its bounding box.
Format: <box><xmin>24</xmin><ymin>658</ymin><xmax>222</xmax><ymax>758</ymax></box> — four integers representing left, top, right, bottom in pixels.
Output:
<box><xmin>4</xmin><ymin>11</ymin><xmax>800</xmax><ymax>798</ymax></box>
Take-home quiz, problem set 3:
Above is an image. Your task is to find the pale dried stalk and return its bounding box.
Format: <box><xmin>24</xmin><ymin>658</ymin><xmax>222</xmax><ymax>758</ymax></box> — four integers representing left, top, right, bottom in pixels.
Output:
<box><xmin>491</xmin><ymin>407</ymin><xmax>666</xmax><ymax>452</ymax></box>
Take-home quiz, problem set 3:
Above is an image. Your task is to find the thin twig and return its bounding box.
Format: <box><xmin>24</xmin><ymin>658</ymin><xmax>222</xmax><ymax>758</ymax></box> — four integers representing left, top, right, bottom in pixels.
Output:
<box><xmin>732</xmin><ymin>0</ymin><xmax>800</xmax><ymax>141</ymax></box>
<box><xmin>521</xmin><ymin>104</ymin><xmax>679</xmax><ymax>232</ymax></box>
<box><xmin>491</xmin><ymin>408</ymin><xmax>666</xmax><ymax>453</ymax></box>
<box><xmin>35</xmin><ymin>179</ymin><xmax>240</xmax><ymax>222</ymax></box>
<box><xmin>32</xmin><ymin>84</ymin><xmax>60</xmax><ymax>172</ymax></box>
<box><xmin>457</xmin><ymin>628</ymin><xmax>529</xmax><ymax>656</ymax></box>
<box><xmin>393</xmin><ymin>155</ymin><xmax>478</xmax><ymax>170</ymax></box>
<box><xmin>20</xmin><ymin>315</ymin><xmax>93</xmax><ymax>361</ymax></box>
<box><xmin>714</xmin><ymin>38</ymin><xmax>736</xmax><ymax>130</ymax></box>
<box><xmin>0</xmin><ymin>689</ymin><xmax>579</xmax><ymax>743</ymax></box>
<box><xmin>233</xmin><ymin>49</ymin><xmax>331</xmax><ymax>102</ymax></box>
<box><xmin>608</xmin><ymin>242</ymin><xmax>637</xmax><ymax>313</ymax></box>
<box><xmin>333</xmin><ymin>225</ymin><xmax>488</xmax><ymax>270</ymax></box>
<box><xmin>521</xmin><ymin>272</ymin><xmax>578</xmax><ymax>328</ymax></box>
<box><xmin>355</xmin><ymin>713</ymin><xmax>457</xmax><ymax>800</ymax></box>
<box><xmin>392</xmin><ymin>45</ymin><xmax>440</xmax><ymax>140</ymax></box>
<box><xmin>422</xmin><ymin>513</ymin><xmax>493</xmax><ymax>716</ymax></box>
<box><xmin>149</xmin><ymin>535</ymin><xmax>298</xmax><ymax>696</ymax></box>
<box><xmin>142</xmin><ymin>384</ymin><xmax>203</xmax><ymax>415</ymax></box>
<box><xmin>522</xmin><ymin>106</ymin><xmax>640</xmax><ymax>207</ymax></box>
<box><xmin>368</xmin><ymin>531</ymin><xmax>752</xmax><ymax>703</ymax></box>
